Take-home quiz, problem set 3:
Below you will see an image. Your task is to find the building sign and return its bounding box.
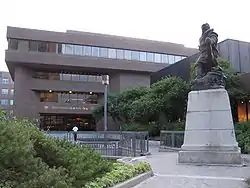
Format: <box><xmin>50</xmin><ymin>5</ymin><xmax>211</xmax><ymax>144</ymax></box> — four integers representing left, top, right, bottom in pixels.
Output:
<box><xmin>44</xmin><ymin>105</ymin><xmax>95</xmax><ymax>111</ymax></box>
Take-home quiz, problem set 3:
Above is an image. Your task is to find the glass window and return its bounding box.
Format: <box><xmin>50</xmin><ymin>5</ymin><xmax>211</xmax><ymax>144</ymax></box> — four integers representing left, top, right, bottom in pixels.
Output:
<box><xmin>139</xmin><ymin>52</ymin><xmax>147</xmax><ymax>61</ymax></box>
<box><xmin>146</xmin><ymin>52</ymin><xmax>154</xmax><ymax>62</ymax></box>
<box><xmin>124</xmin><ymin>50</ymin><xmax>132</xmax><ymax>60</ymax></box>
<box><xmin>1</xmin><ymin>100</ymin><xmax>8</xmax><ymax>105</ymax></box>
<box><xmin>168</xmin><ymin>55</ymin><xmax>175</xmax><ymax>64</ymax></box>
<box><xmin>108</xmin><ymin>49</ymin><xmax>117</xmax><ymax>58</ymax></box>
<box><xmin>29</xmin><ymin>41</ymin><xmax>38</xmax><ymax>51</ymax></box>
<box><xmin>131</xmin><ymin>51</ymin><xmax>140</xmax><ymax>61</ymax></box>
<box><xmin>117</xmin><ymin>49</ymin><xmax>124</xmax><ymax>59</ymax></box>
<box><xmin>2</xmin><ymin>78</ymin><xmax>9</xmax><ymax>84</ymax></box>
<box><xmin>92</xmin><ymin>47</ymin><xmax>100</xmax><ymax>57</ymax></box>
<box><xmin>154</xmin><ymin>53</ymin><xmax>162</xmax><ymax>63</ymax></box>
<box><xmin>80</xmin><ymin>75</ymin><xmax>88</xmax><ymax>81</ymax></box>
<box><xmin>162</xmin><ymin>54</ymin><xmax>169</xmax><ymax>63</ymax></box>
<box><xmin>61</xmin><ymin>74</ymin><xmax>71</xmax><ymax>80</ymax></box>
<box><xmin>2</xmin><ymin>89</ymin><xmax>8</xmax><ymax>95</ymax></box>
<box><xmin>37</xmin><ymin>42</ymin><xmax>48</xmax><ymax>52</ymax></box>
<box><xmin>83</xmin><ymin>46</ymin><xmax>92</xmax><ymax>56</ymax></box>
<box><xmin>10</xmin><ymin>89</ymin><xmax>14</xmax><ymax>95</ymax></box>
<box><xmin>99</xmin><ymin>48</ymin><xmax>108</xmax><ymax>58</ymax></box>
<box><xmin>74</xmin><ymin>45</ymin><xmax>83</xmax><ymax>56</ymax></box>
<box><xmin>64</xmin><ymin>44</ymin><xmax>74</xmax><ymax>55</ymax></box>
<box><xmin>8</xmin><ymin>39</ymin><xmax>18</xmax><ymax>50</ymax></box>
<box><xmin>10</xmin><ymin>100</ymin><xmax>14</xmax><ymax>105</ymax></box>
<box><xmin>57</xmin><ymin>44</ymin><xmax>62</xmax><ymax>53</ymax></box>
<box><xmin>71</xmin><ymin>74</ymin><xmax>80</xmax><ymax>81</ymax></box>
<box><xmin>175</xmin><ymin>55</ymin><xmax>182</xmax><ymax>62</ymax></box>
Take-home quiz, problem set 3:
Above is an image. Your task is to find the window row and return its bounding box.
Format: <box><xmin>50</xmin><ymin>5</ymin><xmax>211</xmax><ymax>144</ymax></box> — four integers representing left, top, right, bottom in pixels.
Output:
<box><xmin>1</xmin><ymin>99</ymin><xmax>14</xmax><ymax>105</ymax></box>
<box><xmin>1</xmin><ymin>89</ymin><xmax>14</xmax><ymax>95</ymax></box>
<box><xmin>9</xmin><ymin>39</ymin><xmax>187</xmax><ymax>64</ymax></box>
<box><xmin>61</xmin><ymin>44</ymin><xmax>186</xmax><ymax>64</ymax></box>
<box><xmin>34</xmin><ymin>72</ymin><xmax>103</xmax><ymax>82</ymax></box>
<box><xmin>40</xmin><ymin>92</ymin><xmax>98</xmax><ymax>104</ymax></box>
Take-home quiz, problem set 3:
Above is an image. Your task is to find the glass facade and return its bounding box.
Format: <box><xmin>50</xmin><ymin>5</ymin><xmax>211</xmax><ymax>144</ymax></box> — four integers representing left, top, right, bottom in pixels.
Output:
<box><xmin>33</xmin><ymin>72</ymin><xmax>102</xmax><ymax>83</ymax></box>
<box><xmin>40</xmin><ymin>91</ymin><xmax>98</xmax><ymax>105</ymax></box>
<box><xmin>10</xmin><ymin>39</ymin><xmax>187</xmax><ymax>64</ymax></box>
<box><xmin>40</xmin><ymin>115</ymin><xmax>96</xmax><ymax>131</ymax></box>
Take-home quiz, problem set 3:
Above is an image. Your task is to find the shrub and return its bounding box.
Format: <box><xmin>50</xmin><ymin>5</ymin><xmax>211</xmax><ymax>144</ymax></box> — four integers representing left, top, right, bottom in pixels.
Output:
<box><xmin>84</xmin><ymin>162</ymin><xmax>152</xmax><ymax>188</ymax></box>
<box><xmin>0</xmin><ymin>113</ymin><xmax>111</xmax><ymax>188</ymax></box>
<box><xmin>235</xmin><ymin>121</ymin><xmax>250</xmax><ymax>154</ymax></box>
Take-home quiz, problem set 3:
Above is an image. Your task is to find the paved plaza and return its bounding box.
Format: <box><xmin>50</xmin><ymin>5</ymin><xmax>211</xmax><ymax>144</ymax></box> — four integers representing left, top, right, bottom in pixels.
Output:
<box><xmin>133</xmin><ymin>143</ymin><xmax>250</xmax><ymax>188</ymax></box>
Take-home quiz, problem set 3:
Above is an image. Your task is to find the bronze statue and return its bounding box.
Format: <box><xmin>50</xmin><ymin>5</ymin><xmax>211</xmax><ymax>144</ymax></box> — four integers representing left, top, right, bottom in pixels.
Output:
<box><xmin>191</xmin><ymin>23</ymin><xmax>225</xmax><ymax>90</ymax></box>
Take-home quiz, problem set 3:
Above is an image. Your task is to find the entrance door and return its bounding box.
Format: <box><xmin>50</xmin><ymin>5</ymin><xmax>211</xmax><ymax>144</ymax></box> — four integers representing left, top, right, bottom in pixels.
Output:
<box><xmin>40</xmin><ymin>114</ymin><xmax>96</xmax><ymax>131</ymax></box>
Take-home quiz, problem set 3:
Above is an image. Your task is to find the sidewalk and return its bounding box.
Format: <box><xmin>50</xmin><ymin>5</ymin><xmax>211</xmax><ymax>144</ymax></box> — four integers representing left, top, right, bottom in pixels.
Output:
<box><xmin>134</xmin><ymin>142</ymin><xmax>250</xmax><ymax>188</ymax></box>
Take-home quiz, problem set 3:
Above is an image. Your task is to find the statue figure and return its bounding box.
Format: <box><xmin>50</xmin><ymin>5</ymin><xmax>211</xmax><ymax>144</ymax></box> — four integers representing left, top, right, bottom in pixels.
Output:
<box><xmin>191</xmin><ymin>23</ymin><xmax>225</xmax><ymax>90</ymax></box>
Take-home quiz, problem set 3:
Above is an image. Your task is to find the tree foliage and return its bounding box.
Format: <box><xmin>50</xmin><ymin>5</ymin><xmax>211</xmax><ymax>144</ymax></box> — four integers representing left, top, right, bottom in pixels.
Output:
<box><xmin>92</xmin><ymin>77</ymin><xmax>189</xmax><ymax>125</ymax></box>
<box><xmin>93</xmin><ymin>58</ymin><xmax>249</xmax><ymax>128</ymax></box>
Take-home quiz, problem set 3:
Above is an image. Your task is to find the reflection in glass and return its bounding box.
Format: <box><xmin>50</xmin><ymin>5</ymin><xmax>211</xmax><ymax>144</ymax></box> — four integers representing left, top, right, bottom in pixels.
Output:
<box><xmin>162</xmin><ymin>54</ymin><xmax>169</xmax><ymax>63</ymax></box>
<box><xmin>92</xmin><ymin>47</ymin><xmax>100</xmax><ymax>57</ymax></box>
<box><xmin>62</xmin><ymin>44</ymin><xmax>74</xmax><ymax>55</ymax></box>
<box><xmin>83</xmin><ymin>46</ymin><xmax>92</xmax><ymax>56</ymax></box>
<box><xmin>124</xmin><ymin>50</ymin><xmax>132</xmax><ymax>60</ymax></box>
<box><xmin>168</xmin><ymin>55</ymin><xmax>175</xmax><ymax>64</ymax></box>
<box><xmin>131</xmin><ymin>51</ymin><xmax>140</xmax><ymax>61</ymax></box>
<box><xmin>139</xmin><ymin>52</ymin><xmax>147</xmax><ymax>61</ymax></box>
<box><xmin>108</xmin><ymin>49</ymin><xmax>117</xmax><ymax>58</ymax></box>
<box><xmin>175</xmin><ymin>55</ymin><xmax>182</xmax><ymax>62</ymax></box>
<box><xmin>154</xmin><ymin>54</ymin><xmax>161</xmax><ymax>63</ymax></box>
<box><xmin>117</xmin><ymin>49</ymin><xmax>124</xmax><ymax>59</ymax></box>
<box><xmin>74</xmin><ymin>45</ymin><xmax>83</xmax><ymax>56</ymax></box>
<box><xmin>146</xmin><ymin>52</ymin><xmax>154</xmax><ymax>62</ymax></box>
<box><xmin>99</xmin><ymin>48</ymin><xmax>108</xmax><ymax>58</ymax></box>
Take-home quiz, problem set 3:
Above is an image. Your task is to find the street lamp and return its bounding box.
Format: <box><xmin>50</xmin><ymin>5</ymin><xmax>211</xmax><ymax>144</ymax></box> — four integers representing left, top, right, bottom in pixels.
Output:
<box><xmin>102</xmin><ymin>75</ymin><xmax>109</xmax><ymax>131</ymax></box>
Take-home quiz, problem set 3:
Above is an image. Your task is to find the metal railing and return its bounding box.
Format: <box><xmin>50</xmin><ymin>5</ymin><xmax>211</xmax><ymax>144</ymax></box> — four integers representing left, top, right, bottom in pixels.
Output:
<box><xmin>160</xmin><ymin>130</ymin><xmax>184</xmax><ymax>148</ymax></box>
<box><xmin>45</xmin><ymin>131</ymin><xmax>149</xmax><ymax>157</ymax></box>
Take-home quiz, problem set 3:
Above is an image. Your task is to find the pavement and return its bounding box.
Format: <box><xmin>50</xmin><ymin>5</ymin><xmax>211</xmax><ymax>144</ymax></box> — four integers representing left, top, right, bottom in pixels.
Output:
<box><xmin>133</xmin><ymin>142</ymin><xmax>250</xmax><ymax>188</ymax></box>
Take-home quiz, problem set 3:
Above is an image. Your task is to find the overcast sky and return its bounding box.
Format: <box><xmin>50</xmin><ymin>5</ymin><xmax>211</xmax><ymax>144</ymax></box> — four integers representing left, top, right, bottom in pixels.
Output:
<box><xmin>0</xmin><ymin>0</ymin><xmax>250</xmax><ymax>71</ymax></box>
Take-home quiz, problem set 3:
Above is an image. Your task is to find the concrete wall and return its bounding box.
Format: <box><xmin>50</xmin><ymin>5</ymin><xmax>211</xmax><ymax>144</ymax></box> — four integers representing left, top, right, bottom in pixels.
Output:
<box><xmin>110</xmin><ymin>73</ymin><xmax>150</xmax><ymax>93</ymax></box>
<box><xmin>219</xmin><ymin>39</ymin><xmax>250</xmax><ymax>73</ymax></box>
<box><xmin>14</xmin><ymin>67</ymin><xmax>40</xmax><ymax>119</ymax></box>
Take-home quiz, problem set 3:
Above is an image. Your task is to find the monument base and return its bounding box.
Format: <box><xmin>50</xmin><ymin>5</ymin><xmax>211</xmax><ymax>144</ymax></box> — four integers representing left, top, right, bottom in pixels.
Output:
<box><xmin>178</xmin><ymin>89</ymin><xmax>242</xmax><ymax>165</ymax></box>
<box><xmin>178</xmin><ymin>150</ymin><xmax>242</xmax><ymax>165</ymax></box>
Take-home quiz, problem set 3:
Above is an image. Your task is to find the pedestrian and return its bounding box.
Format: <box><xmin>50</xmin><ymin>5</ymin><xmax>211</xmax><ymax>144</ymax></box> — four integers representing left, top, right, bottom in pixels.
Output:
<box><xmin>72</xmin><ymin>126</ymin><xmax>78</xmax><ymax>142</ymax></box>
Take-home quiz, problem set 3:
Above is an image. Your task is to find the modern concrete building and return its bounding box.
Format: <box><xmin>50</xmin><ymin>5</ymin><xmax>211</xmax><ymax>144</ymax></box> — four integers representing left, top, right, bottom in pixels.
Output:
<box><xmin>151</xmin><ymin>39</ymin><xmax>250</xmax><ymax>123</ymax></box>
<box><xmin>5</xmin><ymin>26</ymin><xmax>197</xmax><ymax>131</ymax></box>
<box><xmin>0</xmin><ymin>71</ymin><xmax>14</xmax><ymax>113</ymax></box>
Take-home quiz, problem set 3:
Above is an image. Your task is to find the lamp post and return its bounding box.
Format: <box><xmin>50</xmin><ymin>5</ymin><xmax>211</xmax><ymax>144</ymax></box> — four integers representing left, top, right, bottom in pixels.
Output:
<box><xmin>102</xmin><ymin>75</ymin><xmax>109</xmax><ymax>131</ymax></box>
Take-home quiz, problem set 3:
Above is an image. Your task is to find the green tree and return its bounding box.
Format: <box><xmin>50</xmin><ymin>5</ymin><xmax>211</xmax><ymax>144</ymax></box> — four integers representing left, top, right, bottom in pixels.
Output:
<box><xmin>92</xmin><ymin>87</ymin><xmax>149</xmax><ymax>123</ymax></box>
<box><xmin>130</xmin><ymin>77</ymin><xmax>190</xmax><ymax>124</ymax></box>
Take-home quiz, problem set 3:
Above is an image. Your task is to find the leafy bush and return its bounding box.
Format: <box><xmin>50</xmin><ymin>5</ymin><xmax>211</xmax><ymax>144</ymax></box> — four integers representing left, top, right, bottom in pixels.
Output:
<box><xmin>0</xmin><ymin>113</ymin><xmax>111</xmax><ymax>188</ymax></box>
<box><xmin>0</xmin><ymin>112</ymin><xmax>152</xmax><ymax>188</ymax></box>
<box><xmin>235</xmin><ymin>121</ymin><xmax>250</xmax><ymax>154</ymax></box>
<box><xmin>85</xmin><ymin>162</ymin><xmax>151</xmax><ymax>188</ymax></box>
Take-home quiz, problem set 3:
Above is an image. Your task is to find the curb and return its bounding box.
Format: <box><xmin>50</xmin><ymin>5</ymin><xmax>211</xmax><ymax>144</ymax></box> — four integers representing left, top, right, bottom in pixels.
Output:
<box><xmin>112</xmin><ymin>171</ymin><xmax>154</xmax><ymax>188</ymax></box>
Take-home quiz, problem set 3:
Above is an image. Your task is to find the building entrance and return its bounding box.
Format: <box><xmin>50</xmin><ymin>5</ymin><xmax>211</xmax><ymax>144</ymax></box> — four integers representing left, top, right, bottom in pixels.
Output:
<box><xmin>40</xmin><ymin>114</ymin><xmax>96</xmax><ymax>131</ymax></box>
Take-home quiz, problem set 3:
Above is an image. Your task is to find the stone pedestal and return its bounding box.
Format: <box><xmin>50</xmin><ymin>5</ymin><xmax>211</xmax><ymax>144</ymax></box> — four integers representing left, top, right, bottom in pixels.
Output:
<box><xmin>178</xmin><ymin>89</ymin><xmax>242</xmax><ymax>165</ymax></box>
